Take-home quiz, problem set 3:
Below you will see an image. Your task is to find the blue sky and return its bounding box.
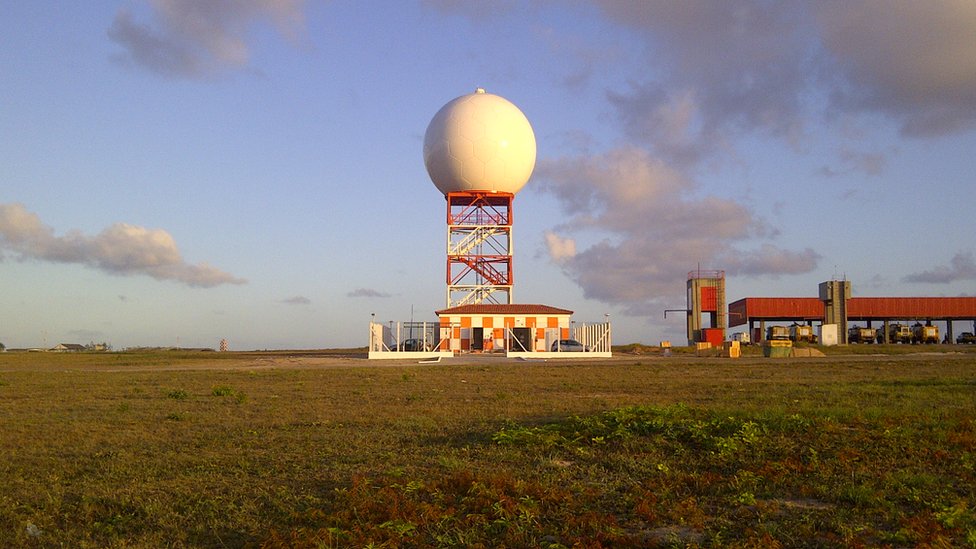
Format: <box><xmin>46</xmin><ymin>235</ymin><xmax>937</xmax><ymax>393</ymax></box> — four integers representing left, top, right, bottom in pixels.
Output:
<box><xmin>2</xmin><ymin>1</ymin><xmax>975</xmax><ymax>350</ymax></box>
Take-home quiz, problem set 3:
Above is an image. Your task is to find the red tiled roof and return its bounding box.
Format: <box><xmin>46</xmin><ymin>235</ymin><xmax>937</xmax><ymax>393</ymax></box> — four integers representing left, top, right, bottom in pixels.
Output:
<box><xmin>435</xmin><ymin>303</ymin><xmax>574</xmax><ymax>316</ymax></box>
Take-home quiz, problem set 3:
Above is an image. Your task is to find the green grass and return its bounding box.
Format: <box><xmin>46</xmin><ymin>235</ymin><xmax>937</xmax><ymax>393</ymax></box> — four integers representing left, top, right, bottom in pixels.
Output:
<box><xmin>0</xmin><ymin>351</ymin><xmax>974</xmax><ymax>547</ymax></box>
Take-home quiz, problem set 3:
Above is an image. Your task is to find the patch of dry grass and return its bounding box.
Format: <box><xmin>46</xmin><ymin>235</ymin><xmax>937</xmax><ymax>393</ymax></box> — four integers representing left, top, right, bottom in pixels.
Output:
<box><xmin>0</xmin><ymin>351</ymin><xmax>974</xmax><ymax>546</ymax></box>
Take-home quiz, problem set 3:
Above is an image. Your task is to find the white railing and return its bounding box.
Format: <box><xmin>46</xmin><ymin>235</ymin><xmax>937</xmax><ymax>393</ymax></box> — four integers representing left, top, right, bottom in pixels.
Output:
<box><xmin>505</xmin><ymin>321</ymin><xmax>613</xmax><ymax>358</ymax></box>
<box><xmin>368</xmin><ymin>320</ymin><xmax>612</xmax><ymax>359</ymax></box>
<box><xmin>449</xmin><ymin>226</ymin><xmax>500</xmax><ymax>256</ymax></box>
<box><xmin>574</xmin><ymin>321</ymin><xmax>612</xmax><ymax>353</ymax></box>
<box><xmin>368</xmin><ymin>321</ymin><xmax>452</xmax><ymax>359</ymax></box>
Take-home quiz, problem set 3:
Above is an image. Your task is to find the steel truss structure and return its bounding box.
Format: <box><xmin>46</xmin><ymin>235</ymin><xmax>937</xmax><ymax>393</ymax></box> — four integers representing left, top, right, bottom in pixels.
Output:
<box><xmin>446</xmin><ymin>192</ymin><xmax>514</xmax><ymax>307</ymax></box>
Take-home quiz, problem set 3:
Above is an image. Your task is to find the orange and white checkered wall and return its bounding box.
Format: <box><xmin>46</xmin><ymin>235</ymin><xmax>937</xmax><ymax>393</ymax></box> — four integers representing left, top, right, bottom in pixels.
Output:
<box><xmin>438</xmin><ymin>314</ymin><xmax>571</xmax><ymax>352</ymax></box>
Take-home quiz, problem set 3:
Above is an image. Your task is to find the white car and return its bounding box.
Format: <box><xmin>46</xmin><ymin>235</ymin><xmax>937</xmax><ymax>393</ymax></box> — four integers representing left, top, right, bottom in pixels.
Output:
<box><xmin>551</xmin><ymin>339</ymin><xmax>586</xmax><ymax>352</ymax></box>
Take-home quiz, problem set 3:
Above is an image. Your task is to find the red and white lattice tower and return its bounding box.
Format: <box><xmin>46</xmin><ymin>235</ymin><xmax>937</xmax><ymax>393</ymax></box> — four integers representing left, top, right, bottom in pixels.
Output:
<box><xmin>445</xmin><ymin>191</ymin><xmax>513</xmax><ymax>306</ymax></box>
<box><xmin>424</xmin><ymin>88</ymin><xmax>536</xmax><ymax>307</ymax></box>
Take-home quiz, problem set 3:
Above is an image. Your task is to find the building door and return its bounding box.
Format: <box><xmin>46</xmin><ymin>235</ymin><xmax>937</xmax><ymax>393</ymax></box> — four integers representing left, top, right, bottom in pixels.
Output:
<box><xmin>510</xmin><ymin>327</ymin><xmax>532</xmax><ymax>352</ymax></box>
<box><xmin>471</xmin><ymin>327</ymin><xmax>483</xmax><ymax>350</ymax></box>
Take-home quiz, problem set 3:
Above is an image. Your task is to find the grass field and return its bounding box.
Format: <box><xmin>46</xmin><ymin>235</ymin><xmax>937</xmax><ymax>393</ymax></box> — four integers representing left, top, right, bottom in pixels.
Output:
<box><xmin>1</xmin><ymin>349</ymin><xmax>974</xmax><ymax>547</ymax></box>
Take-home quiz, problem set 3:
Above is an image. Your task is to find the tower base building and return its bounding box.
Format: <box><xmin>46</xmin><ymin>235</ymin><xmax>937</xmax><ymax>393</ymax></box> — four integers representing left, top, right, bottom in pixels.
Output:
<box><xmin>686</xmin><ymin>270</ymin><xmax>726</xmax><ymax>346</ymax></box>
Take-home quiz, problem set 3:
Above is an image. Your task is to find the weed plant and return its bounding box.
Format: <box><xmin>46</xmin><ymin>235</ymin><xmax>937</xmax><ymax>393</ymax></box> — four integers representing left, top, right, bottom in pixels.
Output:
<box><xmin>0</xmin><ymin>351</ymin><xmax>973</xmax><ymax>547</ymax></box>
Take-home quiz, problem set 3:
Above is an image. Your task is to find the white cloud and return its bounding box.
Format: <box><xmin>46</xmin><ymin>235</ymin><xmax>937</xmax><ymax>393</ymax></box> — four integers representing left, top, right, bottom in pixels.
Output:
<box><xmin>529</xmin><ymin>0</ymin><xmax>975</xmax><ymax>319</ymax></box>
<box><xmin>536</xmin><ymin>147</ymin><xmax>757</xmax><ymax>241</ymax></box>
<box><xmin>904</xmin><ymin>252</ymin><xmax>976</xmax><ymax>284</ymax></box>
<box><xmin>818</xmin><ymin>147</ymin><xmax>888</xmax><ymax>178</ymax></box>
<box><xmin>597</xmin><ymin>0</ymin><xmax>976</xmax><ymax>154</ymax></box>
<box><xmin>544</xmin><ymin>231</ymin><xmax>576</xmax><ymax>262</ymax></box>
<box><xmin>535</xmin><ymin>148</ymin><xmax>818</xmax><ymax>316</ymax></box>
<box><xmin>108</xmin><ymin>0</ymin><xmax>307</xmax><ymax>78</ymax></box>
<box><xmin>718</xmin><ymin>244</ymin><xmax>821</xmax><ymax>277</ymax></box>
<box><xmin>599</xmin><ymin>0</ymin><xmax>813</xmax><ymax>165</ymax></box>
<box><xmin>814</xmin><ymin>0</ymin><xmax>976</xmax><ymax>136</ymax></box>
<box><xmin>0</xmin><ymin>203</ymin><xmax>245</xmax><ymax>288</ymax></box>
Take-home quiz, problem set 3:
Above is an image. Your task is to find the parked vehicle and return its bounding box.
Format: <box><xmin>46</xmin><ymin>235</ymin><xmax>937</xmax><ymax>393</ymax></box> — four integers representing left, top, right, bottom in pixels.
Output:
<box><xmin>551</xmin><ymin>339</ymin><xmax>586</xmax><ymax>352</ymax></box>
<box><xmin>848</xmin><ymin>326</ymin><xmax>876</xmax><ymax>344</ymax></box>
<box><xmin>731</xmin><ymin>332</ymin><xmax>751</xmax><ymax>345</ymax></box>
<box><xmin>396</xmin><ymin>338</ymin><xmax>432</xmax><ymax>352</ymax></box>
<box><xmin>911</xmin><ymin>323</ymin><xmax>939</xmax><ymax>344</ymax></box>
<box><xmin>789</xmin><ymin>324</ymin><xmax>818</xmax><ymax>344</ymax></box>
<box><xmin>766</xmin><ymin>326</ymin><xmax>790</xmax><ymax>341</ymax></box>
<box><xmin>880</xmin><ymin>323</ymin><xmax>913</xmax><ymax>344</ymax></box>
<box><xmin>956</xmin><ymin>332</ymin><xmax>976</xmax><ymax>344</ymax></box>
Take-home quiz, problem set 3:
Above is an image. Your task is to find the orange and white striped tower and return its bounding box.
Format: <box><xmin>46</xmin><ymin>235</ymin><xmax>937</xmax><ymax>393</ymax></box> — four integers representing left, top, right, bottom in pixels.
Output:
<box><xmin>424</xmin><ymin>88</ymin><xmax>536</xmax><ymax>307</ymax></box>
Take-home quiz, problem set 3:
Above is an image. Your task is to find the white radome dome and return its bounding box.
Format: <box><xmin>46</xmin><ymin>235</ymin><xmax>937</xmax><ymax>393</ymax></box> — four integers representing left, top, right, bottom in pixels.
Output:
<box><xmin>423</xmin><ymin>88</ymin><xmax>536</xmax><ymax>195</ymax></box>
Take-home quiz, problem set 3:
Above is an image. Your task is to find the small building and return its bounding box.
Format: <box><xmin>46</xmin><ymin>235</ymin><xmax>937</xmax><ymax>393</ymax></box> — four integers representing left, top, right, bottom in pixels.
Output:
<box><xmin>435</xmin><ymin>303</ymin><xmax>612</xmax><ymax>357</ymax></box>
<box><xmin>436</xmin><ymin>303</ymin><xmax>574</xmax><ymax>353</ymax></box>
<box><xmin>368</xmin><ymin>304</ymin><xmax>612</xmax><ymax>359</ymax></box>
<box><xmin>50</xmin><ymin>343</ymin><xmax>86</xmax><ymax>352</ymax></box>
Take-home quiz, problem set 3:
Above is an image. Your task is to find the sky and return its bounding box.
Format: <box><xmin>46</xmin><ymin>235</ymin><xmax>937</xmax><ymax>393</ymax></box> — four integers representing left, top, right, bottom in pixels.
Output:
<box><xmin>2</xmin><ymin>1</ymin><xmax>975</xmax><ymax>350</ymax></box>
